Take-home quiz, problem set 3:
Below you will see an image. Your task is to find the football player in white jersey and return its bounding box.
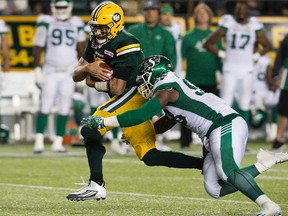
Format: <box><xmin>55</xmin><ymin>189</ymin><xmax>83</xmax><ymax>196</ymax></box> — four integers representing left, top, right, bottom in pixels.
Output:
<box><xmin>33</xmin><ymin>0</ymin><xmax>86</xmax><ymax>154</ymax></box>
<box><xmin>204</xmin><ymin>1</ymin><xmax>271</xmax><ymax>124</ymax></box>
<box><xmin>250</xmin><ymin>54</ymin><xmax>279</xmax><ymax>141</ymax></box>
<box><xmin>83</xmin><ymin>55</ymin><xmax>288</xmax><ymax>216</ymax></box>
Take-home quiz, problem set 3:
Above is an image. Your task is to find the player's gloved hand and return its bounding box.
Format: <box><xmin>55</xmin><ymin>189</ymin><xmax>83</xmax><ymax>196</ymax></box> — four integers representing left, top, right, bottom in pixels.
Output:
<box><xmin>121</xmin><ymin>133</ymin><xmax>130</xmax><ymax>145</ymax></box>
<box><xmin>34</xmin><ymin>66</ymin><xmax>45</xmax><ymax>88</ymax></box>
<box><xmin>81</xmin><ymin>116</ymin><xmax>105</xmax><ymax>129</ymax></box>
<box><xmin>253</xmin><ymin>52</ymin><xmax>261</xmax><ymax>62</ymax></box>
<box><xmin>217</xmin><ymin>50</ymin><xmax>226</xmax><ymax>59</ymax></box>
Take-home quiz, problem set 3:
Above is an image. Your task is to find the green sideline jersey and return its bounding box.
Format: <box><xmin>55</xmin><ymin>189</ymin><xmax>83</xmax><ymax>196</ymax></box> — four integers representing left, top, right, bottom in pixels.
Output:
<box><xmin>126</xmin><ymin>23</ymin><xmax>177</xmax><ymax>69</ymax></box>
<box><xmin>182</xmin><ymin>28</ymin><xmax>222</xmax><ymax>86</ymax></box>
<box><xmin>83</xmin><ymin>30</ymin><xmax>144</xmax><ymax>90</ymax></box>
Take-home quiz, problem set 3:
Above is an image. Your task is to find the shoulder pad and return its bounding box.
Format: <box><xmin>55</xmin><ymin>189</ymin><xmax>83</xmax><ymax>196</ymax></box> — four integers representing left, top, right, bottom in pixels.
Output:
<box><xmin>218</xmin><ymin>15</ymin><xmax>234</xmax><ymax>27</ymax></box>
<box><xmin>36</xmin><ymin>15</ymin><xmax>52</xmax><ymax>24</ymax></box>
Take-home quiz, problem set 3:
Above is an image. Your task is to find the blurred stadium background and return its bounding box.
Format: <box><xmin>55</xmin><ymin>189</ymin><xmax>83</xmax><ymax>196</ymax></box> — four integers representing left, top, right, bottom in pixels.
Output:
<box><xmin>0</xmin><ymin>0</ymin><xmax>288</xmax><ymax>143</ymax></box>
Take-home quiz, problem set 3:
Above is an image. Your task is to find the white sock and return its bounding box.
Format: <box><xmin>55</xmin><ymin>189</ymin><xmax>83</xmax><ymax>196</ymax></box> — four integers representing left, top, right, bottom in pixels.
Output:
<box><xmin>254</xmin><ymin>162</ymin><xmax>267</xmax><ymax>173</ymax></box>
<box><xmin>255</xmin><ymin>194</ymin><xmax>271</xmax><ymax>207</ymax></box>
<box><xmin>52</xmin><ymin>136</ymin><xmax>63</xmax><ymax>148</ymax></box>
<box><xmin>34</xmin><ymin>133</ymin><xmax>44</xmax><ymax>147</ymax></box>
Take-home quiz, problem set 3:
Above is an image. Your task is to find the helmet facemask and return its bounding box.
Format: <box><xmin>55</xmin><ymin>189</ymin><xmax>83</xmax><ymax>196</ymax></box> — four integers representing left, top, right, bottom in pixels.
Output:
<box><xmin>51</xmin><ymin>0</ymin><xmax>73</xmax><ymax>21</ymax></box>
<box><xmin>136</xmin><ymin>55</ymin><xmax>173</xmax><ymax>99</ymax></box>
<box><xmin>89</xmin><ymin>24</ymin><xmax>110</xmax><ymax>46</ymax></box>
<box><xmin>136</xmin><ymin>72</ymin><xmax>154</xmax><ymax>99</ymax></box>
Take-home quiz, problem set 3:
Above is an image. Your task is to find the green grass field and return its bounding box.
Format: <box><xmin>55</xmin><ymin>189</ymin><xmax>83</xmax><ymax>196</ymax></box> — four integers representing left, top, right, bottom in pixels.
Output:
<box><xmin>0</xmin><ymin>141</ymin><xmax>287</xmax><ymax>216</ymax></box>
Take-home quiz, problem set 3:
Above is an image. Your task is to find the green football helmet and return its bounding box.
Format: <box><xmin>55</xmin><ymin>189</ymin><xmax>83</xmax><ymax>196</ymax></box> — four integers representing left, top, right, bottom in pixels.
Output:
<box><xmin>250</xmin><ymin>108</ymin><xmax>267</xmax><ymax>129</ymax></box>
<box><xmin>0</xmin><ymin>124</ymin><xmax>9</xmax><ymax>144</ymax></box>
<box><xmin>136</xmin><ymin>55</ymin><xmax>173</xmax><ymax>99</ymax></box>
<box><xmin>51</xmin><ymin>0</ymin><xmax>73</xmax><ymax>21</ymax></box>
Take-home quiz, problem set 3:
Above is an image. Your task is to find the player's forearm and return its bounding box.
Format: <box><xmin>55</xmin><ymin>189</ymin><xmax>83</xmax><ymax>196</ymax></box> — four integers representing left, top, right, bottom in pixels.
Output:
<box><xmin>73</xmin><ymin>57</ymin><xmax>89</xmax><ymax>82</ymax></box>
<box><xmin>33</xmin><ymin>46</ymin><xmax>42</xmax><ymax>67</ymax></box>
<box><xmin>104</xmin><ymin>97</ymin><xmax>162</xmax><ymax>127</ymax></box>
<box><xmin>1</xmin><ymin>35</ymin><xmax>10</xmax><ymax>71</ymax></box>
<box><xmin>203</xmin><ymin>29</ymin><xmax>224</xmax><ymax>56</ymax></box>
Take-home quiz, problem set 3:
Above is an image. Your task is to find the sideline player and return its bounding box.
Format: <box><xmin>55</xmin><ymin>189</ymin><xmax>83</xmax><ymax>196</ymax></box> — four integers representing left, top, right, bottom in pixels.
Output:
<box><xmin>33</xmin><ymin>0</ymin><xmax>86</xmax><ymax>153</ymax></box>
<box><xmin>84</xmin><ymin>55</ymin><xmax>288</xmax><ymax>216</ymax></box>
<box><xmin>67</xmin><ymin>2</ymin><xmax>204</xmax><ymax>202</ymax></box>
<box><xmin>204</xmin><ymin>1</ymin><xmax>271</xmax><ymax>124</ymax></box>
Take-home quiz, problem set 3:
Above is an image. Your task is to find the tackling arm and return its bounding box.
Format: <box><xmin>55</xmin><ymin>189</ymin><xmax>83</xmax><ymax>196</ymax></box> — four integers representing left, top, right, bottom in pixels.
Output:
<box><xmin>154</xmin><ymin>115</ymin><xmax>176</xmax><ymax>134</ymax></box>
<box><xmin>104</xmin><ymin>89</ymin><xmax>179</xmax><ymax>127</ymax></box>
<box><xmin>104</xmin><ymin>97</ymin><xmax>163</xmax><ymax>127</ymax></box>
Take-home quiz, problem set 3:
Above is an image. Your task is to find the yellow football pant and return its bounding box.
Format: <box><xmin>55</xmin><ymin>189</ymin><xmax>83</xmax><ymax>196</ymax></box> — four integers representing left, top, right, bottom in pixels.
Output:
<box><xmin>92</xmin><ymin>87</ymin><xmax>156</xmax><ymax>160</ymax></box>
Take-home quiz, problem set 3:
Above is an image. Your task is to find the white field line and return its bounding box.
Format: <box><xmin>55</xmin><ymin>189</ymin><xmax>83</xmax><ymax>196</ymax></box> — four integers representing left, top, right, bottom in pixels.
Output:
<box><xmin>0</xmin><ymin>183</ymin><xmax>254</xmax><ymax>205</ymax></box>
<box><xmin>0</xmin><ymin>183</ymin><xmax>287</xmax><ymax>207</ymax></box>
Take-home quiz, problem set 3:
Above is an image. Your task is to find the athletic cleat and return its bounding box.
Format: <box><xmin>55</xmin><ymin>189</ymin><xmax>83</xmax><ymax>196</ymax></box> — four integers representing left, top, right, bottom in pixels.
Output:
<box><xmin>256</xmin><ymin>201</ymin><xmax>282</xmax><ymax>216</ymax></box>
<box><xmin>67</xmin><ymin>179</ymin><xmax>106</xmax><ymax>201</ymax></box>
<box><xmin>51</xmin><ymin>145</ymin><xmax>67</xmax><ymax>153</ymax></box>
<box><xmin>256</xmin><ymin>149</ymin><xmax>288</xmax><ymax>173</ymax></box>
<box><xmin>34</xmin><ymin>133</ymin><xmax>44</xmax><ymax>154</ymax></box>
<box><xmin>272</xmin><ymin>140</ymin><xmax>285</xmax><ymax>152</ymax></box>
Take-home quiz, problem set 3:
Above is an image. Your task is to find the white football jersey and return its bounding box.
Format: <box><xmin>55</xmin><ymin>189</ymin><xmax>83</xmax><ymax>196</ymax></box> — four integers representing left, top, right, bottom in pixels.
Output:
<box><xmin>252</xmin><ymin>55</ymin><xmax>279</xmax><ymax>108</ymax></box>
<box><xmin>153</xmin><ymin>72</ymin><xmax>237</xmax><ymax>138</ymax></box>
<box><xmin>0</xmin><ymin>19</ymin><xmax>8</xmax><ymax>44</ymax></box>
<box><xmin>219</xmin><ymin>15</ymin><xmax>264</xmax><ymax>70</ymax></box>
<box><xmin>33</xmin><ymin>15</ymin><xmax>86</xmax><ymax>68</ymax></box>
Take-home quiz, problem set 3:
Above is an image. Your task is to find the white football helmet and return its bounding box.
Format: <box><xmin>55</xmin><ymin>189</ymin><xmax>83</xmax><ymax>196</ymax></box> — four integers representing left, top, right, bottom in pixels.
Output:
<box><xmin>51</xmin><ymin>0</ymin><xmax>73</xmax><ymax>21</ymax></box>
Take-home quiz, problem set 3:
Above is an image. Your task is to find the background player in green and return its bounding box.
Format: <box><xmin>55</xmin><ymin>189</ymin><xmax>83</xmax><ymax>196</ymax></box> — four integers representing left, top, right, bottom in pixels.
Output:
<box><xmin>181</xmin><ymin>3</ymin><xmax>222</xmax><ymax>149</ymax></box>
<box><xmin>126</xmin><ymin>1</ymin><xmax>177</xmax><ymax>68</ymax></box>
<box><xmin>83</xmin><ymin>55</ymin><xmax>288</xmax><ymax>216</ymax></box>
<box><xmin>67</xmin><ymin>1</ymin><xmax>204</xmax><ymax>202</ymax></box>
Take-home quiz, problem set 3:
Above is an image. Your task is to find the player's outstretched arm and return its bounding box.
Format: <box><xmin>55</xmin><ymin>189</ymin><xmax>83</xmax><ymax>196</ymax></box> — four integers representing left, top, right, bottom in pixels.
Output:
<box><xmin>81</xmin><ymin>97</ymin><xmax>163</xmax><ymax>129</ymax></box>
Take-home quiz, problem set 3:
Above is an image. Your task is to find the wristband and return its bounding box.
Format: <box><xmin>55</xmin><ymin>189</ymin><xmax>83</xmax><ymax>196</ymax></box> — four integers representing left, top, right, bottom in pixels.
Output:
<box><xmin>217</xmin><ymin>50</ymin><xmax>226</xmax><ymax>59</ymax></box>
<box><xmin>94</xmin><ymin>81</ymin><xmax>109</xmax><ymax>92</ymax></box>
<box><xmin>103</xmin><ymin>116</ymin><xmax>120</xmax><ymax>127</ymax></box>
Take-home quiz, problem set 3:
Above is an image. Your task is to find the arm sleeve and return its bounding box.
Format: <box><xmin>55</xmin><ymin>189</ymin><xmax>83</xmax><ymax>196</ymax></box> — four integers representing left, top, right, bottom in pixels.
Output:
<box><xmin>116</xmin><ymin>97</ymin><xmax>163</xmax><ymax>127</ymax></box>
<box><xmin>272</xmin><ymin>34</ymin><xmax>288</xmax><ymax>78</ymax></box>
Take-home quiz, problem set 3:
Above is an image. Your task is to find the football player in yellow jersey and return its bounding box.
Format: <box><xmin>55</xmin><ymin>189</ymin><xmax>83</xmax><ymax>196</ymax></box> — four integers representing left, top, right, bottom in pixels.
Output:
<box><xmin>67</xmin><ymin>1</ymin><xmax>203</xmax><ymax>201</ymax></box>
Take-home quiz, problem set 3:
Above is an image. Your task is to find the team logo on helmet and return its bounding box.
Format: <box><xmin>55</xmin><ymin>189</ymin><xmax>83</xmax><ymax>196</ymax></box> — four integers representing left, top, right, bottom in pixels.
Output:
<box><xmin>143</xmin><ymin>56</ymin><xmax>161</xmax><ymax>72</ymax></box>
<box><xmin>112</xmin><ymin>13</ymin><xmax>121</xmax><ymax>23</ymax></box>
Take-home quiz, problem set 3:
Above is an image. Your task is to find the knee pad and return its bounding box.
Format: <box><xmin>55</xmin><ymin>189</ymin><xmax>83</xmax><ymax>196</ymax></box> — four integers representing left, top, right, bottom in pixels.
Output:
<box><xmin>81</xmin><ymin>126</ymin><xmax>102</xmax><ymax>148</ymax></box>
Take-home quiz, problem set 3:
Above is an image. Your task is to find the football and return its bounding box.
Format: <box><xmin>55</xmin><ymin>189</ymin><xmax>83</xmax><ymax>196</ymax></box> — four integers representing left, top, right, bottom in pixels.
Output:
<box><xmin>86</xmin><ymin>61</ymin><xmax>113</xmax><ymax>87</ymax></box>
<box><xmin>99</xmin><ymin>61</ymin><xmax>113</xmax><ymax>72</ymax></box>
